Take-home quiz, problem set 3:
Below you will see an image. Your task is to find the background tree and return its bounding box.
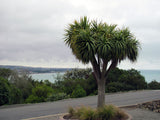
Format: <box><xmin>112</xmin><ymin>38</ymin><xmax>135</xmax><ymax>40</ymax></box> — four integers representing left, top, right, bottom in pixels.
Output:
<box><xmin>0</xmin><ymin>68</ymin><xmax>12</xmax><ymax>79</ymax></box>
<box><xmin>9</xmin><ymin>70</ymin><xmax>33</xmax><ymax>101</ymax></box>
<box><xmin>64</xmin><ymin>16</ymin><xmax>140</xmax><ymax>107</ymax></box>
<box><xmin>148</xmin><ymin>80</ymin><xmax>160</xmax><ymax>89</ymax></box>
<box><xmin>0</xmin><ymin>77</ymin><xmax>10</xmax><ymax>105</ymax></box>
<box><xmin>106</xmin><ymin>68</ymin><xmax>147</xmax><ymax>92</ymax></box>
<box><xmin>26</xmin><ymin>85</ymin><xmax>54</xmax><ymax>103</ymax></box>
<box><xmin>53</xmin><ymin>68</ymin><xmax>97</xmax><ymax>96</ymax></box>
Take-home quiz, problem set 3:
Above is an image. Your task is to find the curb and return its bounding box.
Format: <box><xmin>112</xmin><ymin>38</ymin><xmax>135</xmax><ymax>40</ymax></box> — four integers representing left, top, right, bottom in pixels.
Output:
<box><xmin>119</xmin><ymin>104</ymin><xmax>138</xmax><ymax>109</ymax></box>
<box><xmin>22</xmin><ymin>113</ymin><xmax>67</xmax><ymax>120</ymax></box>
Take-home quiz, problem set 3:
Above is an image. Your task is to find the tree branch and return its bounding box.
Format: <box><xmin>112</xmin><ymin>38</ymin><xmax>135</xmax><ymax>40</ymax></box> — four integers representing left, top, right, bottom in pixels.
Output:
<box><xmin>101</xmin><ymin>59</ymin><xmax>108</xmax><ymax>78</ymax></box>
<box><xmin>104</xmin><ymin>59</ymin><xmax>118</xmax><ymax>79</ymax></box>
<box><xmin>91</xmin><ymin>56</ymin><xmax>101</xmax><ymax>81</ymax></box>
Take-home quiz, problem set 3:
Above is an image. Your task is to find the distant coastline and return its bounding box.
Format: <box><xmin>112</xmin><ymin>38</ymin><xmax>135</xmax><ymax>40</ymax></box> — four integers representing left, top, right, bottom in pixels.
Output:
<box><xmin>0</xmin><ymin>65</ymin><xmax>160</xmax><ymax>83</ymax></box>
<box><xmin>0</xmin><ymin>65</ymin><xmax>72</xmax><ymax>73</ymax></box>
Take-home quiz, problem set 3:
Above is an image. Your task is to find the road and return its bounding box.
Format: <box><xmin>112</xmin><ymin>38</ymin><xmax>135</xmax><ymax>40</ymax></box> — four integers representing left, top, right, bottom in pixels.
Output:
<box><xmin>0</xmin><ymin>90</ymin><xmax>160</xmax><ymax>120</ymax></box>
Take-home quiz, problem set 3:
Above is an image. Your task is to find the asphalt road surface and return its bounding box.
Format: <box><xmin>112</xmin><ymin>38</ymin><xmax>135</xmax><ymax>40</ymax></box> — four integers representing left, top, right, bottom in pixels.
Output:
<box><xmin>0</xmin><ymin>90</ymin><xmax>160</xmax><ymax>120</ymax></box>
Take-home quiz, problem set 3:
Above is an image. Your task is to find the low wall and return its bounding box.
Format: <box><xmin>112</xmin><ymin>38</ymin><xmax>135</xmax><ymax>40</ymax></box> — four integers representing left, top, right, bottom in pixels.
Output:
<box><xmin>138</xmin><ymin>100</ymin><xmax>160</xmax><ymax>113</ymax></box>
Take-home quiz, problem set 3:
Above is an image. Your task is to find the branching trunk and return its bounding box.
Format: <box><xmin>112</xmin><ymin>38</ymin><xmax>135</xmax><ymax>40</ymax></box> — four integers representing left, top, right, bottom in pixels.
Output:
<box><xmin>92</xmin><ymin>58</ymin><xmax>117</xmax><ymax>108</ymax></box>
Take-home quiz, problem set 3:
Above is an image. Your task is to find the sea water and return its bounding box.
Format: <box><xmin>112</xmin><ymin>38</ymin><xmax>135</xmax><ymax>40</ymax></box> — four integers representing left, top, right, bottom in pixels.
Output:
<box><xmin>140</xmin><ymin>70</ymin><xmax>160</xmax><ymax>83</ymax></box>
<box><xmin>30</xmin><ymin>72</ymin><xmax>64</xmax><ymax>83</ymax></box>
<box><xmin>30</xmin><ymin>70</ymin><xmax>160</xmax><ymax>83</ymax></box>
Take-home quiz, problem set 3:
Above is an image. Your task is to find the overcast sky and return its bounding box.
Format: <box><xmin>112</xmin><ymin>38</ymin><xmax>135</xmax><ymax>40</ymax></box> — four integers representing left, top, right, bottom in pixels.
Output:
<box><xmin>0</xmin><ymin>0</ymin><xmax>160</xmax><ymax>69</ymax></box>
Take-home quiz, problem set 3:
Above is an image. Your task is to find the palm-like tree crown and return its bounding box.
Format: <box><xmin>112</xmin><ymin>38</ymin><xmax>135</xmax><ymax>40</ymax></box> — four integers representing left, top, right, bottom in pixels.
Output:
<box><xmin>65</xmin><ymin>16</ymin><xmax>140</xmax><ymax>69</ymax></box>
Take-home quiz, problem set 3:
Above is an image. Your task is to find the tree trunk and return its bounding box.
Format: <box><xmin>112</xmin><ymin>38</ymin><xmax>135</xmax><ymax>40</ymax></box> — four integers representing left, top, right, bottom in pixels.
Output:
<box><xmin>97</xmin><ymin>78</ymin><xmax>106</xmax><ymax>108</ymax></box>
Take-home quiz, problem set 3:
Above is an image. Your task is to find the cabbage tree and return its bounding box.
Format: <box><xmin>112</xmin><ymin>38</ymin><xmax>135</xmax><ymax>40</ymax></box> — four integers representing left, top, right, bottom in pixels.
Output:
<box><xmin>64</xmin><ymin>16</ymin><xmax>140</xmax><ymax>107</ymax></box>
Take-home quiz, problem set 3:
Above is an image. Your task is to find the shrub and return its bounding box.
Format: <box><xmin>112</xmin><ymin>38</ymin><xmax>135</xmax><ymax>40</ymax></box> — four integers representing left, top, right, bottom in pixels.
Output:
<box><xmin>68</xmin><ymin>106</ymin><xmax>75</xmax><ymax>116</ymax></box>
<box><xmin>107</xmin><ymin>68</ymin><xmax>125</xmax><ymax>84</ymax></box>
<box><xmin>97</xmin><ymin>105</ymin><xmax>115</xmax><ymax>120</ymax></box>
<box><xmin>76</xmin><ymin>106</ymin><xmax>95</xmax><ymax>120</ymax></box>
<box><xmin>106</xmin><ymin>82</ymin><xmax>124</xmax><ymax>93</ymax></box>
<box><xmin>148</xmin><ymin>80</ymin><xmax>160</xmax><ymax>89</ymax></box>
<box><xmin>47</xmin><ymin>92</ymin><xmax>69</xmax><ymax>101</ymax></box>
<box><xmin>66</xmin><ymin>105</ymin><xmax>128</xmax><ymax>120</ymax></box>
<box><xmin>25</xmin><ymin>85</ymin><xmax>54</xmax><ymax>103</ymax></box>
<box><xmin>54</xmin><ymin>68</ymin><xmax>97</xmax><ymax>96</ymax></box>
<box><xmin>63</xmin><ymin>68</ymin><xmax>92</xmax><ymax>80</ymax></box>
<box><xmin>0</xmin><ymin>77</ymin><xmax>10</xmax><ymax>105</ymax></box>
<box><xmin>106</xmin><ymin>82</ymin><xmax>134</xmax><ymax>93</ymax></box>
<box><xmin>25</xmin><ymin>95</ymin><xmax>45</xmax><ymax>103</ymax></box>
<box><xmin>0</xmin><ymin>68</ymin><xmax>12</xmax><ymax>79</ymax></box>
<box><xmin>9</xmin><ymin>85</ymin><xmax>22</xmax><ymax>104</ymax></box>
<box><xmin>71</xmin><ymin>85</ymin><xmax>86</xmax><ymax>98</ymax></box>
<box><xmin>118</xmin><ymin>69</ymin><xmax>147</xmax><ymax>90</ymax></box>
<box><xmin>83</xmin><ymin>74</ymin><xmax>97</xmax><ymax>96</ymax></box>
<box><xmin>9</xmin><ymin>70</ymin><xmax>33</xmax><ymax>100</ymax></box>
<box><xmin>106</xmin><ymin>86</ymin><xmax>118</xmax><ymax>93</ymax></box>
<box><xmin>32</xmin><ymin>85</ymin><xmax>53</xmax><ymax>98</ymax></box>
<box><xmin>106</xmin><ymin>68</ymin><xmax>147</xmax><ymax>92</ymax></box>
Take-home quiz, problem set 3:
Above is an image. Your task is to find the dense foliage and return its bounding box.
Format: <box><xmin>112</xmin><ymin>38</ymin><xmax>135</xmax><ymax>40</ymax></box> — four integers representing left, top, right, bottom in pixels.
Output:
<box><xmin>0</xmin><ymin>68</ymin><xmax>159</xmax><ymax>106</ymax></box>
<box><xmin>25</xmin><ymin>85</ymin><xmax>53</xmax><ymax>103</ymax></box>
<box><xmin>106</xmin><ymin>68</ymin><xmax>147</xmax><ymax>92</ymax></box>
<box><xmin>0</xmin><ymin>77</ymin><xmax>11</xmax><ymax>105</ymax></box>
<box><xmin>148</xmin><ymin>80</ymin><xmax>160</xmax><ymax>89</ymax></box>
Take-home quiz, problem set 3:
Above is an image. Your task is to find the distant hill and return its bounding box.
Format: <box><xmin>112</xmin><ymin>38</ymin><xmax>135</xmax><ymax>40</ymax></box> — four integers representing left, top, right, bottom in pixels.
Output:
<box><xmin>0</xmin><ymin>65</ymin><xmax>72</xmax><ymax>73</ymax></box>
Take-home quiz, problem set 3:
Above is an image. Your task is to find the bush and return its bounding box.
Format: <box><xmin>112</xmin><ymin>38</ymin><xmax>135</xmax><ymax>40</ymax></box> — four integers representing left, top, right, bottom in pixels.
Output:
<box><xmin>97</xmin><ymin>105</ymin><xmax>115</xmax><ymax>120</ymax></box>
<box><xmin>66</xmin><ymin>105</ymin><xmax>128</xmax><ymax>120</ymax></box>
<box><xmin>0</xmin><ymin>68</ymin><xmax>12</xmax><ymax>79</ymax></box>
<box><xmin>107</xmin><ymin>68</ymin><xmax>125</xmax><ymax>84</ymax></box>
<box><xmin>106</xmin><ymin>82</ymin><xmax>134</xmax><ymax>93</ymax></box>
<box><xmin>106</xmin><ymin>82</ymin><xmax>124</xmax><ymax>93</ymax></box>
<box><xmin>63</xmin><ymin>68</ymin><xmax>92</xmax><ymax>80</ymax></box>
<box><xmin>71</xmin><ymin>85</ymin><xmax>86</xmax><ymax>98</ymax></box>
<box><xmin>47</xmin><ymin>93</ymin><xmax>69</xmax><ymax>101</ymax></box>
<box><xmin>148</xmin><ymin>80</ymin><xmax>160</xmax><ymax>89</ymax></box>
<box><xmin>9</xmin><ymin>85</ymin><xmax>22</xmax><ymax>104</ymax></box>
<box><xmin>53</xmin><ymin>68</ymin><xmax>97</xmax><ymax>96</ymax></box>
<box><xmin>0</xmin><ymin>77</ymin><xmax>10</xmax><ymax>105</ymax></box>
<box><xmin>25</xmin><ymin>95</ymin><xmax>45</xmax><ymax>103</ymax></box>
<box><xmin>25</xmin><ymin>85</ymin><xmax>54</xmax><ymax>103</ymax></box>
<box><xmin>54</xmin><ymin>73</ymin><xmax>97</xmax><ymax>96</ymax></box>
<box><xmin>106</xmin><ymin>86</ymin><xmax>118</xmax><ymax>93</ymax></box>
<box><xmin>75</xmin><ymin>106</ymin><xmax>95</xmax><ymax>120</ymax></box>
<box><xmin>9</xmin><ymin>70</ymin><xmax>33</xmax><ymax>100</ymax></box>
<box><xmin>118</xmin><ymin>69</ymin><xmax>147</xmax><ymax>90</ymax></box>
<box><xmin>82</xmin><ymin>74</ymin><xmax>97</xmax><ymax>96</ymax></box>
<box><xmin>32</xmin><ymin>85</ymin><xmax>53</xmax><ymax>98</ymax></box>
<box><xmin>106</xmin><ymin>68</ymin><xmax>147</xmax><ymax>92</ymax></box>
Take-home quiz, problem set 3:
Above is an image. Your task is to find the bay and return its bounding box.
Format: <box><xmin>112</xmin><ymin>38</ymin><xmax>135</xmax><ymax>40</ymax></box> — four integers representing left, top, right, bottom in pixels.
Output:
<box><xmin>30</xmin><ymin>72</ymin><xmax>64</xmax><ymax>83</ymax></box>
<box><xmin>30</xmin><ymin>70</ymin><xmax>160</xmax><ymax>83</ymax></box>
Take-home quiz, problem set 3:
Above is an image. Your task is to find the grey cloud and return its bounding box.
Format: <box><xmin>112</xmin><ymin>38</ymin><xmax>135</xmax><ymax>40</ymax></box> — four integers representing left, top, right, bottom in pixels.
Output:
<box><xmin>0</xmin><ymin>0</ymin><xmax>87</xmax><ymax>64</ymax></box>
<box><xmin>0</xmin><ymin>0</ymin><xmax>160</xmax><ymax>69</ymax></box>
